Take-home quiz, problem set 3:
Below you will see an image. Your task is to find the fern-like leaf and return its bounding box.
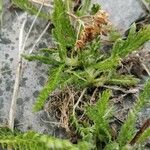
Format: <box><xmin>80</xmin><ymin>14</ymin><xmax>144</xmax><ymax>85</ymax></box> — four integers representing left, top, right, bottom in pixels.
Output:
<box><xmin>107</xmin><ymin>74</ymin><xmax>140</xmax><ymax>86</ymax></box>
<box><xmin>117</xmin><ymin>79</ymin><xmax>150</xmax><ymax>147</ymax></box>
<box><xmin>112</xmin><ymin>25</ymin><xmax>150</xmax><ymax>58</ymax></box>
<box><xmin>0</xmin><ymin>128</ymin><xmax>90</xmax><ymax>150</ymax></box>
<box><xmin>86</xmin><ymin>90</ymin><xmax>113</xmax><ymax>142</ymax></box>
<box><xmin>52</xmin><ymin>0</ymin><xmax>76</xmax><ymax>60</ymax></box>
<box><xmin>22</xmin><ymin>53</ymin><xmax>61</xmax><ymax>65</ymax></box>
<box><xmin>92</xmin><ymin>57</ymin><xmax>119</xmax><ymax>72</ymax></box>
<box><xmin>33</xmin><ymin>65</ymin><xmax>64</xmax><ymax>111</ymax></box>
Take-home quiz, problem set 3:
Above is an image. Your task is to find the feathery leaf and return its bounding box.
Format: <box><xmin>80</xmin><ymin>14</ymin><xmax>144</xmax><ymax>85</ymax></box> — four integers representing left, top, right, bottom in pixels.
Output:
<box><xmin>52</xmin><ymin>0</ymin><xmax>76</xmax><ymax>60</ymax></box>
<box><xmin>112</xmin><ymin>25</ymin><xmax>150</xmax><ymax>58</ymax></box>
<box><xmin>33</xmin><ymin>65</ymin><xmax>64</xmax><ymax>111</ymax></box>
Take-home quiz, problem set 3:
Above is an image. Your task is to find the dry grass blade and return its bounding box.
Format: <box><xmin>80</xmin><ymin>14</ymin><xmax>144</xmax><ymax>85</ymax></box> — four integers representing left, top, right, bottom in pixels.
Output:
<box><xmin>8</xmin><ymin>18</ymin><xmax>27</xmax><ymax>131</ymax></box>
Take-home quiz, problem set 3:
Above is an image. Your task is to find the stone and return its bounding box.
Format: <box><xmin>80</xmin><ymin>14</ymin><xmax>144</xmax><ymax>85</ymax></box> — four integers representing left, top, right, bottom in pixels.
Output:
<box><xmin>93</xmin><ymin>0</ymin><xmax>146</xmax><ymax>32</ymax></box>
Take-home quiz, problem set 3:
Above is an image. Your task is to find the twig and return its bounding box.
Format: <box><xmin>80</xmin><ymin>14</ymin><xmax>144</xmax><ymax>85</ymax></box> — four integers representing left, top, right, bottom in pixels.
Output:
<box><xmin>8</xmin><ymin>18</ymin><xmax>27</xmax><ymax>131</ymax></box>
<box><xmin>141</xmin><ymin>62</ymin><xmax>150</xmax><ymax>76</ymax></box>
<box><xmin>29</xmin><ymin>21</ymin><xmax>51</xmax><ymax>54</ymax></box>
<box><xmin>90</xmin><ymin>88</ymin><xmax>98</xmax><ymax>103</ymax></box>
<box><xmin>73</xmin><ymin>88</ymin><xmax>86</xmax><ymax>116</ymax></box>
<box><xmin>140</xmin><ymin>0</ymin><xmax>150</xmax><ymax>13</ymax></box>
<box><xmin>102</xmin><ymin>85</ymin><xmax>139</xmax><ymax>94</ymax></box>
<box><xmin>130</xmin><ymin>118</ymin><xmax>150</xmax><ymax>145</ymax></box>
<box><xmin>22</xmin><ymin>2</ymin><xmax>45</xmax><ymax>52</ymax></box>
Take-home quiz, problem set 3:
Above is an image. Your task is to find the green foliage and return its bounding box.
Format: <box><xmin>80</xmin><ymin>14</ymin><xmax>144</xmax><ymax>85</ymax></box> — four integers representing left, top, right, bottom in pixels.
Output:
<box><xmin>145</xmin><ymin>0</ymin><xmax>150</xmax><ymax>3</ymax></box>
<box><xmin>33</xmin><ymin>65</ymin><xmax>64</xmax><ymax>111</ymax></box>
<box><xmin>117</xmin><ymin>79</ymin><xmax>150</xmax><ymax>148</ymax></box>
<box><xmin>90</xmin><ymin>3</ymin><xmax>101</xmax><ymax>15</ymax></box>
<box><xmin>86</xmin><ymin>90</ymin><xmax>113</xmax><ymax>143</ymax></box>
<box><xmin>136</xmin><ymin>127</ymin><xmax>150</xmax><ymax>144</ymax></box>
<box><xmin>107</xmin><ymin>74</ymin><xmax>140</xmax><ymax>86</ymax></box>
<box><xmin>71</xmin><ymin>90</ymin><xmax>113</xmax><ymax>150</ymax></box>
<box><xmin>76</xmin><ymin>0</ymin><xmax>91</xmax><ymax>16</ymax></box>
<box><xmin>0</xmin><ymin>128</ymin><xmax>90</xmax><ymax>150</ymax></box>
<box><xmin>23</xmin><ymin>0</ymin><xmax>150</xmax><ymax>112</ymax></box>
<box><xmin>71</xmin><ymin>80</ymin><xmax>150</xmax><ymax>150</ymax></box>
<box><xmin>0</xmin><ymin>0</ymin><xmax>149</xmax><ymax>150</ymax></box>
<box><xmin>52</xmin><ymin>0</ymin><xmax>76</xmax><ymax>60</ymax></box>
<box><xmin>112</xmin><ymin>24</ymin><xmax>150</xmax><ymax>58</ymax></box>
<box><xmin>22</xmin><ymin>54</ymin><xmax>56</xmax><ymax>65</ymax></box>
<box><xmin>1</xmin><ymin>81</ymin><xmax>150</xmax><ymax>150</ymax></box>
<box><xmin>12</xmin><ymin>0</ymin><xmax>50</xmax><ymax>20</ymax></box>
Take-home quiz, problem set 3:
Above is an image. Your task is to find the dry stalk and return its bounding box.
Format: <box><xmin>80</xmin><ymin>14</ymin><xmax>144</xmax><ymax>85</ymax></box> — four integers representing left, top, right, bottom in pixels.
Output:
<box><xmin>130</xmin><ymin>118</ymin><xmax>150</xmax><ymax>145</ymax></box>
<box><xmin>29</xmin><ymin>21</ymin><xmax>51</xmax><ymax>54</ymax></box>
<box><xmin>8</xmin><ymin>18</ymin><xmax>27</xmax><ymax>131</ymax></box>
<box><xmin>22</xmin><ymin>2</ymin><xmax>44</xmax><ymax>52</ymax></box>
<box><xmin>102</xmin><ymin>85</ymin><xmax>140</xmax><ymax>94</ymax></box>
<box><xmin>73</xmin><ymin>88</ymin><xmax>86</xmax><ymax>116</ymax></box>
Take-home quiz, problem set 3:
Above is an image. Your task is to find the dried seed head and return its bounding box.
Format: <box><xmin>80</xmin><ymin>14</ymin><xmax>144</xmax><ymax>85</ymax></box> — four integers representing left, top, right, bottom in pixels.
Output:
<box><xmin>75</xmin><ymin>10</ymin><xmax>110</xmax><ymax>49</ymax></box>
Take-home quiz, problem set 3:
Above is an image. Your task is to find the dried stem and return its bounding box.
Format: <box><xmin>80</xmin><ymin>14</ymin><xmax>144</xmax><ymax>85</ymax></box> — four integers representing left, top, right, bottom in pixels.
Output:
<box><xmin>29</xmin><ymin>21</ymin><xmax>51</xmax><ymax>54</ymax></box>
<box><xmin>8</xmin><ymin>18</ymin><xmax>27</xmax><ymax>131</ymax></box>
<box><xmin>73</xmin><ymin>88</ymin><xmax>86</xmax><ymax>116</ymax></box>
<box><xmin>130</xmin><ymin>118</ymin><xmax>150</xmax><ymax>145</ymax></box>
<box><xmin>22</xmin><ymin>2</ymin><xmax>44</xmax><ymax>52</ymax></box>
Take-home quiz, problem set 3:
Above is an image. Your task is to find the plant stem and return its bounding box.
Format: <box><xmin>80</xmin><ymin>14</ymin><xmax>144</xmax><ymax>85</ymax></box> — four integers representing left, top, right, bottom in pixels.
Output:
<box><xmin>130</xmin><ymin>118</ymin><xmax>150</xmax><ymax>145</ymax></box>
<box><xmin>8</xmin><ymin>18</ymin><xmax>27</xmax><ymax>131</ymax></box>
<box><xmin>73</xmin><ymin>88</ymin><xmax>86</xmax><ymax>116</ymax></box>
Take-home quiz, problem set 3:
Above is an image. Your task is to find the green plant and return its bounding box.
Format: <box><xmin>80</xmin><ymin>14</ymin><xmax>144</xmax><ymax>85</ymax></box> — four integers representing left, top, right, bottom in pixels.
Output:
<box><xmin>0</xmin><ymin>127</ymin><xmax>90</xmax><ymax>150</ymax></box>
<box><xmin>0</xmin><ymin>80</ymin><xmax>149</xmax><ymax>150</ymax></box>
<box><xmin>72</xmin><ymin>80</ymin><xmax>150</xmax><ymax>150</ymax></box>
<box><xmin>4</xmin><ymin>0</ymin><xmax>149</xmax><ymax>149</ymax></box>
<box><xmin>23</xmin><ymin>0</ymin><xmax>150</xmax><ymax>111</ymax></box>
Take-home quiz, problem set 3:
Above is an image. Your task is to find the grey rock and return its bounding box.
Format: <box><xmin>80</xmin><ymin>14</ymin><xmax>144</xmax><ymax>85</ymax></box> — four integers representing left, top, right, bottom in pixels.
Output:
<box><xmin>93</xmin><ymin>0</ymin><xmax>146</xmax><ymax>32</ymax></box>
<box><xmin>0</xmin><ymin>0</ymin><xmax>149</xmax><ymax>136</ymax></box>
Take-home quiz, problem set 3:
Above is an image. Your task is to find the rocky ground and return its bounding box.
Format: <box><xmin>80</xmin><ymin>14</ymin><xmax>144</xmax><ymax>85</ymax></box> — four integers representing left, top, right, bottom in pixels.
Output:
<box><xmin>0</xmin><ymin>0</ymin><xmax>150</xmax><ymax>138</ymax></box>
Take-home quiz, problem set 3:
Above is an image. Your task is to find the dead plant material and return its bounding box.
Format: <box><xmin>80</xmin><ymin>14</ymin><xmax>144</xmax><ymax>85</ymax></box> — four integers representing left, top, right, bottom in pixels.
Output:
<box><xmin>73</xmin><ymin>0</ymin><xmax>82</xmax><ymax>12</ymax></box>
<box><xmin>75</xmin><ymin>10</ymin><xmax>110</xmax><ymax>49</ymax></box>
<box><xmin>119</xmin><ymin>54</ymin><xmax>146</xmax><ymax>78</ymax></box>
<box><xmin>130</xmin><ymin>118</ymin><xmax>150</xmax><ymax>145</ymax></box>
<box><xmin>45</xmin><ymin>86</ymin><xmax>91</xmax><ymax>137</ymax></box>
<box><xmin>45</xmin><ymin>87</ymin><xmax>79</xmax><ymax>133</ymax></box>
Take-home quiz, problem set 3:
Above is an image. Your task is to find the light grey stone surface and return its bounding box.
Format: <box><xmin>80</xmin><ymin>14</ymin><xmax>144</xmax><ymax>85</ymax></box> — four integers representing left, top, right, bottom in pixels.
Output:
<box><xmin>0</xmin><ymin>0</ymin><xmax>149</xmax><ymax>134</ymax></box>
<box><xmin>0</xmin><ymin>1</ymin><xmax>56</xmax><ymax>133</ymax></box>
<box><xmin>93</xmin><ymin>0</ymin><xmax>146</xmax><ymax>32</ymax></box>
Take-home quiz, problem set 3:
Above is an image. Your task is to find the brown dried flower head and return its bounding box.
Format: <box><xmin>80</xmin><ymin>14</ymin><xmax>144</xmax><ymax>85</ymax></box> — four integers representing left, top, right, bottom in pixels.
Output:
<box><xmin>75</xmin><ymin>10</ymin><xmax>110</xmax><ymax>49</ymax></box>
